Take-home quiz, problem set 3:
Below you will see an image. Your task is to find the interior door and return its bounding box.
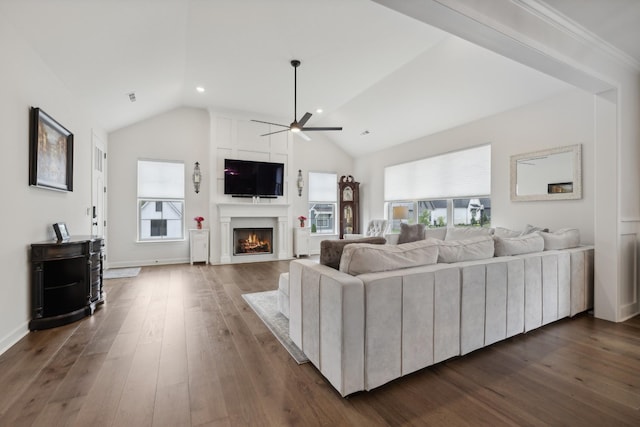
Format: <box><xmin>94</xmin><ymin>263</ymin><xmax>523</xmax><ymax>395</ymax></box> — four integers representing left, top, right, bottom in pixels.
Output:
<box><xmin>91</xmin><ymin>132</ymin><xmax>106</xmax><ymax>239</ymax></box>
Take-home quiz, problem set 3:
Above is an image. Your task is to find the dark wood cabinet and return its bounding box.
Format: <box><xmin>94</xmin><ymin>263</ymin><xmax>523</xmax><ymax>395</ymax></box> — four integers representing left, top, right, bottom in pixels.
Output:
<box><xmin>29</xmin><ymin>236</ymin><xmax>105</xmax><ymax>330</ymax></box>
<box><xmin>338</xmin><ymin>175</ymin><xmax>360</xmax><ymax>239</ymax></box>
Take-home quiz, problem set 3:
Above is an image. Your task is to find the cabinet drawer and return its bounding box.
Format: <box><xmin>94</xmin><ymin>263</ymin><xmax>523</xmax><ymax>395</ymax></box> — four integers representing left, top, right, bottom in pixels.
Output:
<box><xmin>32</xmin><ymin>244</ymin><xmax>84</xmax><ymax>260</ymax></box>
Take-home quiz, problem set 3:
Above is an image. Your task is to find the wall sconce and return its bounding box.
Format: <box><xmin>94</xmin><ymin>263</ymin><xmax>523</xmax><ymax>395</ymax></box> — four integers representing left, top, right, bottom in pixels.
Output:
<box><xmin>193</xmin><ymin>162</ymin><xmax>201</xmax><ymax>194</ymax></box>
<box><xmin>297</xmin><ymin>169</ymin><xmax>304</xmax><ymax>197</ymax></box>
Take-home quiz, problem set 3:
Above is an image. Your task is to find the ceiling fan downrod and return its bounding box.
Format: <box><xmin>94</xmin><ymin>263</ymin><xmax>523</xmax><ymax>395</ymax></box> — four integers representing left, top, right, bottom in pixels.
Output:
<box><xmin>291</xmin><ymin>59</ymin><xmax>301</xmax><ymax>131</ymax></box>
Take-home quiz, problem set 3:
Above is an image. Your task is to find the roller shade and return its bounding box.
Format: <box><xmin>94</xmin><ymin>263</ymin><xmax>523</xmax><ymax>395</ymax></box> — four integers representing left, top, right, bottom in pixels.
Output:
<box><xmin>385</xmin><ymin>145</ymin><xmax>490</xmax><ymax>201</ymax></box>
<box><xmin>309</xmin><ymin>172</ymin><xmax>337</xmax><ymax>202</ymax></box>
<box><xmin>138</xmin><ymin>160</ymin><xmax>185</xmax><ymax>199</ymax></box>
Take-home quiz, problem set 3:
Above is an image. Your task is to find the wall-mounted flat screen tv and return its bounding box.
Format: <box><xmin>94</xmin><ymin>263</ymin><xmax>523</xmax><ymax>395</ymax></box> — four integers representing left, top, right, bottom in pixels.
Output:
<box><xmin>224</xmin><ymin>159</ymin><xmax>284</xmax><ymax>198</ymax></box>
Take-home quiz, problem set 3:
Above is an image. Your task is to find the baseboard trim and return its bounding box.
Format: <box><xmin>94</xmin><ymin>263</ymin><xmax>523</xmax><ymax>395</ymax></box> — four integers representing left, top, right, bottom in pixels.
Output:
<box><xmin>0</xmin><ymin>321</ymin><xmax>29</xmax><ymax>356</ymax></box>
<box><xmin>107</xmin><ymin>257</ymin><xmax>190</xmax><ymax>269</ymax></box>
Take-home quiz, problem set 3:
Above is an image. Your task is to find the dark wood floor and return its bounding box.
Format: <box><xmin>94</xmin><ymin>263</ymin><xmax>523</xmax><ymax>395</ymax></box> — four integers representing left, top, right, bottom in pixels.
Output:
<box><xmin>1</xmin><ymin>262</ymin><xmax>640</xmax><ymax>426</ymax></box>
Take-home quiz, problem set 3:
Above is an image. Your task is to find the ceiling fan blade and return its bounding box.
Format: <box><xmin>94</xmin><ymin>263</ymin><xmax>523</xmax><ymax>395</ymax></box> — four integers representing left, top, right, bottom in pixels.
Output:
<box><xmin>296</xmin><ymin>131</ymin><xmax>311</xmax><ymax>141</ymax></box>
<box><xmin>260</xmin><ymin>129</ymin><xmax>291</xmax><ymax>137</ymax></box>
<box><xmin>298</xmin><ymin>112</ymin><xmax>312</xmax><ymax>127</ymax></box>
<box><xmin>251</xmin><ymin>119</ymin><xmax>289</xmax><ymax>128</ymax></box>
<box><xmin>301</xmin><ymin>127</ymin><xmax>343</xmax><ymax>131</ymax></box>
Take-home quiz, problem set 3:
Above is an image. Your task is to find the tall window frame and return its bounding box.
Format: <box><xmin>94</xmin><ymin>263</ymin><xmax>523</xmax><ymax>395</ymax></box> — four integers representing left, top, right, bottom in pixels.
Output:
<box><xmin>137</xmin><ymin>159</ymin><xmax>185</xmax><ymax>241</ymax></box>
<box><xmin>308</xmin><ymin>171</ymin><xmax>338</xmax><ymax>235</ymax></box>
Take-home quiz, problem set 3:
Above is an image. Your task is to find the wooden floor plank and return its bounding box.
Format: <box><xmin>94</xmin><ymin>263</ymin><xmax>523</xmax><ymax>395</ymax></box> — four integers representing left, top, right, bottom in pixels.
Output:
<box><xmin>2</xmin><ymin>261</ymin><xmax>640</xmax><ymax>426</ymax></box>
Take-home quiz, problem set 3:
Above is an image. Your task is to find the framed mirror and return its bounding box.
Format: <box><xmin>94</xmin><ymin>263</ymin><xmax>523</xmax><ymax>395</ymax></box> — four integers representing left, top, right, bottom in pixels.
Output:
<box><xmin>510</xmin><ymin>144</ymin><xmax>582</xmax><ymax>201</ymax></box>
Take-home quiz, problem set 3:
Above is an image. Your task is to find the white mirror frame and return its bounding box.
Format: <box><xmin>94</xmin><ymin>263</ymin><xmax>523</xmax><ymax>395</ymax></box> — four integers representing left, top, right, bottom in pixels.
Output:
<box><xmin>510</xmin><ymin>144</ymin><xmax>582</xmax><ymax>201</ymax></box>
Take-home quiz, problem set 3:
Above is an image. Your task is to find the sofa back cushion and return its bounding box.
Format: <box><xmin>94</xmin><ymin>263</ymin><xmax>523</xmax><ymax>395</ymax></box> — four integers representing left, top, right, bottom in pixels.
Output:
<box><xmin>538</xmin><ymin>228</ymin><xmax>580</xmax><ymax>250</ymax></box>
<box><xmin>339</xmin><ymin>239</ymin><xmax>439</xmax><ymax>275</ymax></box>
<box><xmin>437</xmin><ymin>235</ymin><xmax>495</xmax><ymax>263</ymax></box>
<box><xmin>445</xmin><ymin>227</ymin><xmax>493</xmax><ymax>241</ymax></box>
<box><xmin>424</xmin><ymin>227</ymin><xmax>447</xmax><ymax>240</ymax></box>
<box><xmin>494</xmin><ymin>233</ymin><xmax>544</xmax><ymax>256</ymax></box>
<box><xmin>320</xmin><ymin>237</ymin><xmax>387</xmax><ymax>270</ymax></box>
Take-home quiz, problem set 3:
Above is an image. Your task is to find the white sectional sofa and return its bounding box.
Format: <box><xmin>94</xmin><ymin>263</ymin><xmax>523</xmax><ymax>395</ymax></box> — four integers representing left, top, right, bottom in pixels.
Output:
<box><xmin>288</xmin><ymin>228</ymin><xmax>594</xmax><ymax>397</ymax></box>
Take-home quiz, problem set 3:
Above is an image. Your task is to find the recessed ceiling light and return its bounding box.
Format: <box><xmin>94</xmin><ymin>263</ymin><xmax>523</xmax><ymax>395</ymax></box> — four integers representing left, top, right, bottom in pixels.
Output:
<box><xmin>316</xmin><ymin>108</ymin><xmax>323</xmax><ymax>113</ymax></box>
<box><xmin>360</xmin><ymin>130</ymin><xmax>370</xmax><ymax>136</ymax></box>
<box><xmin>196</xmin><ymin>86</ymin><xmax>205</xmax><ymax>93</ymax></box>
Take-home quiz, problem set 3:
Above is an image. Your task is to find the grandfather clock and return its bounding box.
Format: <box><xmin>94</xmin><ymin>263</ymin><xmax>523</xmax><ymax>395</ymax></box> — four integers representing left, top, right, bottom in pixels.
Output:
<box><xmin>338</xmin><ymin>175</ymin><xmax>359</xmax><ymax>239</ymax></box>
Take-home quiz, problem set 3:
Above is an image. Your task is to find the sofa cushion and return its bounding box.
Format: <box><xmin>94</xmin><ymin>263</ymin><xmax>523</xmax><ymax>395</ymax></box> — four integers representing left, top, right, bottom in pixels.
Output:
<box><xmin>494</xmin><ymin>227</ymin><xmax>522</xmax><ymax>238</ymax></box>
<box><xmin>539</xmin><ymin>228</ymin><xmax>580</xmax><ymax>250</ymax></box>
<box><xmin>445</xmin><ymin>227</ymin><xmax>493</xmax><ymax>241</ymax></box>
<box><xmin>397</xmin><ymin>223</ymin><xmax>426</xmax><ymax>244</ymax></box>
<box><xmin>424</xmin><ymin>227</ymin><xmax>447</xmax><ymax>240</ymax></box>
<box><xmin>494</xmin><ymin>233</ymin><xmax>544</xmax><ymax>256</ymax></box>
<box><xmin>320</xmin><ymin>237</ymin><xmax>386</xmax><ymax>270</ymax></box>
<box><xmin>339</xmin><ymin>239</ymin><xmax>439</xmax><ymax>275</ymax></box>
<box><xmin>437</xmin><ymin>235</ymin><xmax>495</xmax><ymax>263</ymax></box>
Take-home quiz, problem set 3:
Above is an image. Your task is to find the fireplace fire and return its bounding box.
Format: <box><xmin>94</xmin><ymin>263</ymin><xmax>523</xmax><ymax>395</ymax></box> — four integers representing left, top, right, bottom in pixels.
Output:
<box><xmin>234</xmin><ymin>228</ymin><xmax>273</xmax><ymax>255</ymax></box>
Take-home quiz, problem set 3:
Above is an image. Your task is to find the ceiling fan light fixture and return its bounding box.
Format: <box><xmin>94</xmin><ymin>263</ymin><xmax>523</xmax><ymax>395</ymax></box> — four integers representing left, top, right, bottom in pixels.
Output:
<box><xmin>251</xmin><ymin>59</ymin><xmax>342</xmax><ymax>139</ymax></box>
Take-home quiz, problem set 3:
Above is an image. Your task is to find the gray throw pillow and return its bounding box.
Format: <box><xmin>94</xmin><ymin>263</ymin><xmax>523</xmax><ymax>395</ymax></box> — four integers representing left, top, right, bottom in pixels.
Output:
<box><xmin>397</xmin><ymin>223</ymin><xmax>425</xmax><ymax>244</ymax></box>
<box><xmin>320</xmin><ymin>237</ymin><xmax>386</xmax><ymax>270</ymax></box>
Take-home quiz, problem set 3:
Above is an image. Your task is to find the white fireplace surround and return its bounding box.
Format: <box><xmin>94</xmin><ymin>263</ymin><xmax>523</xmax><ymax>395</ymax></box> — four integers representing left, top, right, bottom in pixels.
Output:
<box><xmin>218</xmin><ymin>203</ymin><xmax>289</xmax><ymax>263</ymax></box>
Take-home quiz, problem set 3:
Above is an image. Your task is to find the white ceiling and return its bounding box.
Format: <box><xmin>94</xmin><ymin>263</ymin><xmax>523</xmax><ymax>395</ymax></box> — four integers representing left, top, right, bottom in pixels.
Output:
<box><xmin>1</xmin><ymin>0</ymin><xmax>637</xmax><ymax>157</ymax></box>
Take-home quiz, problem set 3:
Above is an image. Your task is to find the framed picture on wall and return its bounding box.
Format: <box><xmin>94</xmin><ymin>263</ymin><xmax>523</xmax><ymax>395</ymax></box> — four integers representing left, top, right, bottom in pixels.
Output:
<box><xmin>29</xmin><ymin>107</ymin><xmax>74</xmax><ymax>192</ymax></box>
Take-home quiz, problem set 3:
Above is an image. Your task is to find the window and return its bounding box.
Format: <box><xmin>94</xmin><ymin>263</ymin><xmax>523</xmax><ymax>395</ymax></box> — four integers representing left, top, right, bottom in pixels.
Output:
<box><xmin>384</xmin><ymin>145</ymin><xmax>491</xmax><ymax>229</ymax></box>
<box><xmin>308</xmin><ymin>172</ymin><xmax>337</xmax><ymax>234</ymax></box>
<box><xmin>137</xmin><ymin>160</ymin><xmax>185</xmax><ymax>241</ymax></box>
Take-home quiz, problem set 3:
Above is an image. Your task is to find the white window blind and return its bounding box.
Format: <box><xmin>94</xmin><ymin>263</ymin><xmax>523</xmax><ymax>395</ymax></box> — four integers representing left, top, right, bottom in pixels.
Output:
<box><xmin>309</xmin><ymin>172</ymin><xmax>337</xmax><ymax>202</ymax></box>
<box><xmin>138</xmin><ymin>160</ymin><xmax>185</xmax><ymax>198</ymax></box>
<box><xmin>384</xmin><ymin>145</ymin><xmax>491</xmax><ymax>201</ymax></box>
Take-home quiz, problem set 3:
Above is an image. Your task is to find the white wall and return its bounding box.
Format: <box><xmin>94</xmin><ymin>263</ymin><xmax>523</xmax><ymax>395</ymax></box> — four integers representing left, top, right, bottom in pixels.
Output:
<box><xmin>0</xmin><ymin>18</ymin><xmax>100</xmax><ymax>354</ymax></box>
<box><xmin>107</xmin><ymin>107</ymin><xmax>210</xmax><ymax>267</ymax></box>
<box><xmin>356</xmin><ymin>89</ymin><xmax>595</xmax><ymax>242</ymax></box>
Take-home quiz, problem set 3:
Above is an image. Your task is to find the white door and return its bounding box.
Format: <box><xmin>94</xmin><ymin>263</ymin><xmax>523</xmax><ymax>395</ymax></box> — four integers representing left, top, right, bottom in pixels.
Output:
<box><xmin>91</xmin><ymin>132</ymin><xmax>106</xmax><ymax>239</ymax></box>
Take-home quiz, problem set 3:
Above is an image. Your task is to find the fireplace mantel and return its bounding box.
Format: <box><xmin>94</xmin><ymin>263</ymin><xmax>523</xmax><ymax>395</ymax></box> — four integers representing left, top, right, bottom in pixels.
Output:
<box><xmin>217</xmin><ymin>203</ymin><xmax>290</xmax><ymax>263</ymax></box>
<box><xmin>217</xmin><ymin>203</ymin><xmax>290</xmax><ymax>218</ymax></box>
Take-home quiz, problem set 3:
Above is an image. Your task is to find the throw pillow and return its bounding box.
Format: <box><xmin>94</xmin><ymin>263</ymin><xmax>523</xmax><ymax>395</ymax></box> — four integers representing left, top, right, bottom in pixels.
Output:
<box><xmin>538</xmin><ymin>228</ymin><xmax>580</xmax><ymax>250</ymax></box>
<box><xmin>444</xmin><ymin>227</ymin><xmax>494</xmax><ymax>241</ymax></box>
<box><xmin>493</xmin><ymin>226</ymin><xmax>522</xmax><ymax>238</ymax></box>
<box><xmin>320</xmin><ymin>237</ymin><xmax>386</xmax><ymax>270</ymax></box>
<box><xmin>339</xmin><ymin>239</ymin><xmax>439</xmax><ymax>275</ymax></box>
<box><xmin>437</xmin><ymin>235</ymin><xmax>495</xmax><ymax>263</ymax></box>
<box><xmin>522</xmin><ymin>224</ymin><xmax>549</xmax><ymax>234</ymax></box>
<box><xmin>397</xmin><ymin>223</ymin><xmax>425</xmax><ymax>244</ymax></box>
<box><xmin>494</xmin><ymin>233</ymin><xmax>544</xmax><ymax>256</ymax></box>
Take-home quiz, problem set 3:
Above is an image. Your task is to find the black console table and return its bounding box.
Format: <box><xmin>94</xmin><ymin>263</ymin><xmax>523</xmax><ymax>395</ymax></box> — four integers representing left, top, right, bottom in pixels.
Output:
<box><xmin>29</xmin><ymin>236</ymin><xmax>105</xmax><ymax>331</ymax></box>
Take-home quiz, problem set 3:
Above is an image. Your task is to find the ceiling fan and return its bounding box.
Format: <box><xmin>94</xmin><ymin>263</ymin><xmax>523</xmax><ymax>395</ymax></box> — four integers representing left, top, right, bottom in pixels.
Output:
<box><xmin>251</xmin><ymin>59</ymin><xmax>342</xmax><ymax>141</ymax></box>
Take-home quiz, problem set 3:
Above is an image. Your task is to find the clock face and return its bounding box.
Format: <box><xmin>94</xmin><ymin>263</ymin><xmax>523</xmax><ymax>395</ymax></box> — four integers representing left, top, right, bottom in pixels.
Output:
<box><xmin>343</xmin><ymin>186</ymin><xmax>353</xmax><ymax>201</ymax></box>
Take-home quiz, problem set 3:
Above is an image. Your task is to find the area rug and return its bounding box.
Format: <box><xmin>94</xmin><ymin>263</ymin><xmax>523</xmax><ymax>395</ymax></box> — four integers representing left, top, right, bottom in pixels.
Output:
<box><xmin>242</xmin><ymin>290</ymin><xmax>308</xmax><ymax>364</ymax></box>
<box><xmin>103</xmin><ymin>267</ymin><xmax>141</xmax><ymax>280</ymax></box>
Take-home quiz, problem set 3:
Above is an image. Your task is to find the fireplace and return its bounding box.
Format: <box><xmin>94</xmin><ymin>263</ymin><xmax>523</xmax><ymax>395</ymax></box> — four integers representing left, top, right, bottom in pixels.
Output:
<box><xmin>234</xmin><ymin>228</ymin><xmax>273</xmax><ymax>255</ymax></box>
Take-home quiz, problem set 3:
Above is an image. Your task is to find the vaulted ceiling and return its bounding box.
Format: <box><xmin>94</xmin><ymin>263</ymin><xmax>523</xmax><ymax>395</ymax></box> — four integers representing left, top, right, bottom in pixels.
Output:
<box><xmin>1</xmin><ymin>0</ymin><xmax>637</xmax><ymax>157</ymax></box>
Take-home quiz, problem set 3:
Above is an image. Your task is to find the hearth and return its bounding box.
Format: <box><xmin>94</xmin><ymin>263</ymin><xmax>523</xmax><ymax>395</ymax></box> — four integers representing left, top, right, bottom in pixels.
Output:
<box><xmin>234</xmin><ymin>228</ymin><xmax>273</xmax><ymax>255</ymax></box>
